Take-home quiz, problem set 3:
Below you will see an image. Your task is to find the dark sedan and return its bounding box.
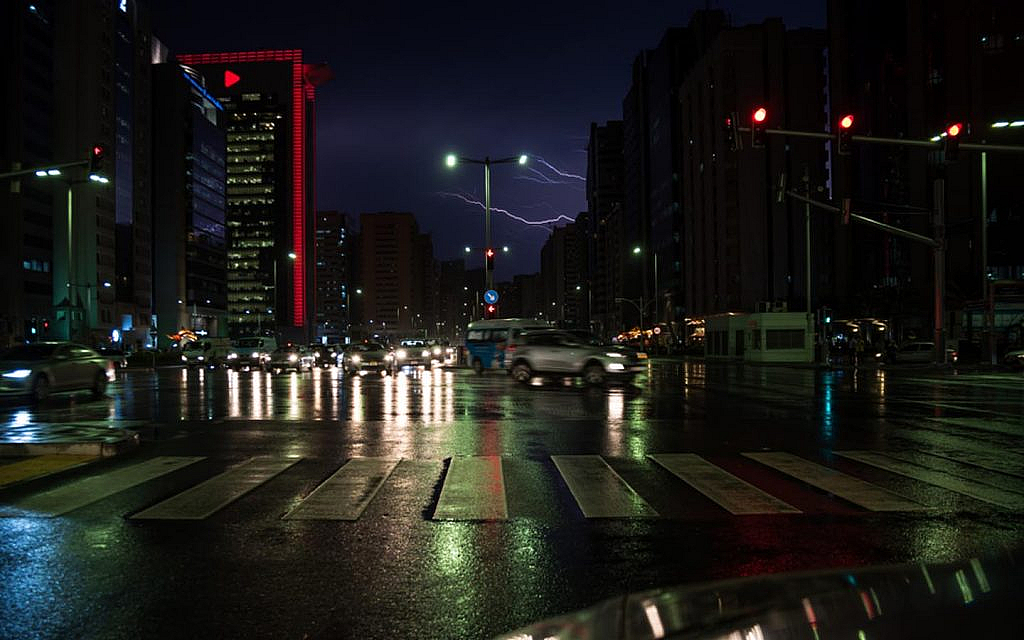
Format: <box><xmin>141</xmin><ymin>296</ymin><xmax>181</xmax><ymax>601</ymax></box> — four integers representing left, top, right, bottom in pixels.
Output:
<box><xmin>0</xmin><ymin>342</ymin><xmax>113</xmax><ymax>402</ymax></box>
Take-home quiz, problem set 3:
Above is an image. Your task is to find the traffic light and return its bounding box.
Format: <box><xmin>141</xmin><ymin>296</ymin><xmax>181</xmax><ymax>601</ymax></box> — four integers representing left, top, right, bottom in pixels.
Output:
<box><xmin>723</xmin><ymin>111</ymin><xmax>740</xmax><ymax>151</ymax></box>
<box><xmin>485</xmin><ymin>247</ymin><xmax>495</xmax><ymax>272</ymax></box>
<box><xmin>751</xmin><ymin>107</ymin><xmax>767</xmax><ymax>148</ymax></box>
<box><xmin>484</xmin><ymin>304</ymin><xmax>497</xmax><ymax>319</ymax></box>
<box><xmin>944</xmin><ymin>122</ymin><xmax>961</xmax><ymax>162</ymax></box>
<box><xmin>89</xmin><ymin>144</ymin><xmax>108</xmax><ymax>182</ymax></box>
<box><xmin>837</xmin><ymin>114</ymin><xmax>854</xmax><ymax>156</ymax></box>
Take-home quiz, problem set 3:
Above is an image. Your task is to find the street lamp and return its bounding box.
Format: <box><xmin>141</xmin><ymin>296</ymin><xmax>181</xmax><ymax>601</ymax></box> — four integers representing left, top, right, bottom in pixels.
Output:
<box><xmin>272</xmin><ymin>251</ymin><xmax>298</xmax><ymax>330</ymax></box>
<box><xmin>445</xmin><ymin>152</ymin><xmax>528</xmax><ymax>291</ymax></box>
<box><xmin>632</xmin><ymin>246</ymin><xmax>658</xmax><ymax>326</ymax></box>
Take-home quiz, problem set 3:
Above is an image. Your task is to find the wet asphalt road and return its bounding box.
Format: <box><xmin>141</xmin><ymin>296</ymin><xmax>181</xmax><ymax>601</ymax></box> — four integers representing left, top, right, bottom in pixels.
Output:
<box><xmin>0</xmin><ymin>360</ymin><xmax>1022</xmax><ymax>639</ymax></box>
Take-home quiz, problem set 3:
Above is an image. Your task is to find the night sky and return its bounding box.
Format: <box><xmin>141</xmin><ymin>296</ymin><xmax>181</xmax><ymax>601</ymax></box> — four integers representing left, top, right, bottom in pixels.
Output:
<box><xmin>151</xmin><ymin>1</ymin><xmax>824</xmax><ymax>281</ymax></box>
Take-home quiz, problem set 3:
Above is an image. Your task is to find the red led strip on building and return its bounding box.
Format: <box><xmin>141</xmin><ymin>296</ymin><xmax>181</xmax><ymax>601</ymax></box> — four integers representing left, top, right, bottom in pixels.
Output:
<box><xmin>177</xmin><ymin>49</ymin><xmax>309</xmax><ymax>327</ymax></box>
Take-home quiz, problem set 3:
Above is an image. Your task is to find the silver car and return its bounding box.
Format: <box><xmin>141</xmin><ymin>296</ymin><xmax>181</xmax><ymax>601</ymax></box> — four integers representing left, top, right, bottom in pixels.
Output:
<box><xmin>0</xmin><ymin>342</ymin><xmax>113</xmax><ymax>402</ymax></box>
<box><xmin>509</xmin><ymin>329</ymin><xmax>646</xmax><ymax>386</ymax></box>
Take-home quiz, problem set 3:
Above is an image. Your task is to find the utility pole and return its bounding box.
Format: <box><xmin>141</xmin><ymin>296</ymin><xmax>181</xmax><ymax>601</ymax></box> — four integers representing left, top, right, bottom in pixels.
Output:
<box><xmin>933</xmin><ymin>179</ymin><xmax>946</xmax><ymax>365</ymax></box>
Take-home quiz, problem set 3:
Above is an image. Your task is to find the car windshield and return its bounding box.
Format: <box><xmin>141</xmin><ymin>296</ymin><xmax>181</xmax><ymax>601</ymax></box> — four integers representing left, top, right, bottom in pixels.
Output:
<box><xmin>0</xmin><ymin>344</ymin><xmax>59</xmax><ymax>360</ymax></box>
<box><xmin>237</xmin><ymin>339</ymin><xmax>262</xmax><ymax>348</ymax></box>
<box><xmin>353</xmin><ymin>343</ymin><xmax>384</xmax><ymax>352</ymax></box>
<box><xmin>182</xmin><ymin>342</ymin><xmax>204</xmax><ymax>351</ymax></box>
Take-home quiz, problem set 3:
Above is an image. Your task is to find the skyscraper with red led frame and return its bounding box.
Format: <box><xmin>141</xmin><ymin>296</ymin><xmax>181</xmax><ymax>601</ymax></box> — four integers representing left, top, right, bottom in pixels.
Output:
<box><xmin>175</xmin><ymin>50</ymin><xmax>331</xmax><ymax>340</ymax></box>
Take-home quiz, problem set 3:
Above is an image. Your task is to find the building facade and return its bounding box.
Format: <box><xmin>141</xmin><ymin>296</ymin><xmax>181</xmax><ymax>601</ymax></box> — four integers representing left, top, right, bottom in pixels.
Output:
<box><xmin>540</xmin><ymin>215</ymin><xmax>589</xmax><ymax>329</ymax></box>
<box><xmin>175</xmin><ymin>50</ymin><xmax>328</xmax><ymax>341</ymax></box>
<box><xmin>679</xmin><ymin>20</ymin><xmax>828</xmax><ymax>317</ymax></box>
<box><xmin>586</xmin><ymin>121</ymin><xmax>625</xmax><ymax>338</ymax></box>
<box><xmin>314</xmin><ymin>210</ymin><xmax>350</xmax><ymax>343</ymax></box>
<box><xmin>356</xmin><ymin>212</ymin><xmax>435</xmax><ymax>335</ymax></box>
<box><xmin>0</xmin><ymin>2</ymin><xmax>57</xmax><ymax>346</ymax></box>
<box><xmin>151</xmin><ymin>63</ymin><xmax>228</xmax><ymax>346</ymax></box>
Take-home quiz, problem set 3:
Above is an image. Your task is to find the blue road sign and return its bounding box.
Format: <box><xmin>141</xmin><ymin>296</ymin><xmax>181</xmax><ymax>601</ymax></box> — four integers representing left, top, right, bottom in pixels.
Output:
<box><xmin>484</xmin><ymin>290</ymin><xmax>499</xmax><ymax>304</ymax></box>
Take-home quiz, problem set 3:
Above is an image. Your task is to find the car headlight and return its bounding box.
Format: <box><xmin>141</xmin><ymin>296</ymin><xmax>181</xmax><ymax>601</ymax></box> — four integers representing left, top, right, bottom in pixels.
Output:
<box><xmin>288</xmin><ymin>354</ymin><xmax>298</xmax><ymax>362</ymax></box>
<box><xmin>604</xmin><ymin>352</ymin><xmax>625</xmax><ymax>358</ymax></box>
<box><xmin>351</xmin><ymin>354</ymin><xmax>361</xmax><ymax>364</ymax></box>
<box><xmin>181</xmin><ymin>355</ymin><xmax>187</xmax><ymax>362</ymax></box>
<box><xmin>228</xmin><ymin>353</ymin><xmax>238</xmax><ymax>359</ymax></box>
<box><xmin>446</xmin><ymin>347</ymin><xmax>454</xmax><ymax>354</ymax></box>
<box><xmin>251</xmin><ymin>352</ymin><xmax>260</xmax><ymax>358</ymax></box>
<box><xmin>397</xmin><ymin>349</ymin><xmax>407</xmax><ymax>359</ymax></box>
<box><xmin>607</xmin><ymin>363</ymin><xmax>625</xmax><ymax>371</ymax></box>
<box><xmin>432</xmin><ymin>347</ymin><xmax>442</xmax><ymax>355</ymax></box>
<box><xmin>313</xmin><ymin>352</ymin><xmax>320</xmax><ymax>359</ymax></box>
<box><xmin>2</xmin><ymin>369</ymin><xmax>32</xmax><ymax>379</ymax></box>
<box><xmin>421</xmin><ymin>349</ymin><xmax>430</xmax><ymax>358</ymax></box>
<box><xmin>197</xmin><ymin>355</ymin><xmax>205</xmax><ymax>361</ymax></box>
<box><xmin>384</xmin><ymin>354</ymin><xmax>393</xmax><ymax>361</ymax></box>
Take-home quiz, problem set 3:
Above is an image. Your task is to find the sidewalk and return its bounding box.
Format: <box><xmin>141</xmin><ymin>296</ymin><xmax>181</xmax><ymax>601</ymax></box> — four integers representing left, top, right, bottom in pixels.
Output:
<box><xmin>0</xmin><ymin>421</ymin><xmax>139</xmax><ymax>457</ymax></box>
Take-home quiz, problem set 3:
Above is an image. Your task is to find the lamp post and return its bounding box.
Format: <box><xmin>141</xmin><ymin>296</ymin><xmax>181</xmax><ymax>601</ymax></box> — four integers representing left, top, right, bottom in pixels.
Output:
<box><xmin>32</xmin><ymin>163</ymin><xmax>109</xmax><ymax>341</ymax></box>
<box><xmin>446</xmin><ymin>153</ymin><xmax>527</xmax><ymax>292</ymax></box>
<box><xmin>632</xmin><ymin>246</ymin><xmax>658</xmax><ymax>327</ymax></box>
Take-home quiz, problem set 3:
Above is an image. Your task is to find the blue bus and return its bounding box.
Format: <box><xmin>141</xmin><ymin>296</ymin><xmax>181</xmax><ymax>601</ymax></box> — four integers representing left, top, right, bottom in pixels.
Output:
<box><xmin>464</xmin><ymin>318</ymin><xmax>552</xmax><ymax>373</ymax></box>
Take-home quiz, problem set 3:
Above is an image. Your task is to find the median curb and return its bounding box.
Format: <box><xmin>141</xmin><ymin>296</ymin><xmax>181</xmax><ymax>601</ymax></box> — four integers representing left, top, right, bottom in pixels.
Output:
<box><xmin>0</xmin><ymin>427</ymin><xmax>140</xmax><ymax>458</ymax></box>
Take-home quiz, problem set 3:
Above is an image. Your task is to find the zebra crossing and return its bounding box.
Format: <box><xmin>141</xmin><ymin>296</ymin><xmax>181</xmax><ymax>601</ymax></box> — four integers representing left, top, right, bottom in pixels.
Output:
<box><xmin>2</xmin><ymin>447</ymin><xmax>1024</xmax><ymax>522</ymax></box>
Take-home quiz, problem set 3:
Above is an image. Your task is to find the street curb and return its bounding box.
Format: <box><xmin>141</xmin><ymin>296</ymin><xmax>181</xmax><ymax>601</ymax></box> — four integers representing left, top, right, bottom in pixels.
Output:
<box><xmin>0</xmin><ymin>430</ymin><xmax>140</xmax><ymax>458</ymax></box>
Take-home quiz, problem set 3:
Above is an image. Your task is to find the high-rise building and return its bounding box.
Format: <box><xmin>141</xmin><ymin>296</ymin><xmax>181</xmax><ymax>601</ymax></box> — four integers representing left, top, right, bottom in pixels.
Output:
<box><xmin>679</xmin><ymin>20</ymin><xmax>828</xmax><ymax>317</ymax></box>
<box><xmin>438</xmin><ymin>259</ymin><xmax>467</xmax><ymax>342</ymax></box>
<box><xmin>42</xmin><ymin>0</ymin><xmax>155</xmax><ymax>347</ymax></box>
<box><xmin>828</xmin><ymin>0</ymin><xmax>1024</xmax><ymax>353</ymax></box>
<box><xmin>622</xmin><ymin>12</ymin><xmax>728</xmax><ymax>326</ymax></box>
<box><xmin>314</xmin><ymin>210</ymin><xmax>350</xmax><ymax>342</ymax></box>
<box><xmin>586</xmin><ymin>121</ymin><xmax>625</xmax><ymax>338</ymax></box>
<box><xmin>175</xmin><ymin>50</ymin><xmax>330</xmax><ymax>341</ymax></box>
<box><xmin>151</xmin><ymin>63</ymin><xmax>228</xmax><ymax>346</ymax></box>
<box><xmin>0</xmin><ymin>2</ymin><xmax>57</xmax><ymax>346</ymax></box>
<box><xmin>540</xmin><ymin>215</ymin><xmax>589</xmax><ymax>328</ymax></box>
<box><xmin>357</xmin><ymin>212</ymin><xmax>434</xmax><ymax>334</ymax></box>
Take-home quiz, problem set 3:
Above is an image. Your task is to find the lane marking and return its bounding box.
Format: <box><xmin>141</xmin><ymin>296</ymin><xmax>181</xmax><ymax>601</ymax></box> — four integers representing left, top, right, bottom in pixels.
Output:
<box><xmin>924</xmin><ymin>417</ymin><xmax>1024</xmax><ymax>439</ymax></box>
<box><xmin>284</xmin><ymin>458</ymin><xmax>399</xmax><ymax>521</ymax></box>
<box><xmin>551</xmin><ymin>455</ymin><xmax>657</xmax><ymax>518</ymax></box>
<box><xmin>743</xmin><ymin>452</ymin><xmax>923</xmax><ymax>512</ymax></box>
<box><xmin>650</xmin><ymin>454</ymin><xmax>800</xmax><ymax>515</ymax></box>
<box><xmin>1</xmin><ymin>456</ymin><xmax>204</xmax><ymax>517</ymax></box>
<box><xmin>892</xmin><ymin>427</ymin><xmax>1024</xmax><ymax>466</ymax></box>
<box><xmin>836</xmin><ymin>451</ymin><xmax>1024</xmax><ymax>510</ymax></box>
<box><xmin>883</xmin><ymin>450</ymin><xmax>1024</xmax><ymax>493</ymax></box>
<box><xmin>897</xmin><ymin>400</ymin><xmax>1022</xmax><ymax>419</ymax></box>
<box><xmin>132</xmin><ymin>457</ymin><xmax>299</xmax><ymax>520</ymax></box>
<box><xmin>916</xmin><ymin>448</ymin><xmax>1024</xmax><ymax>480</ymax></box>
<box><xmin>433</xmin><ymin>456</ymin><xmax>507</xmax><ymax>521</ymax></box>
<box><xmin>0</xmin><ymin>455</ymin><xmax>97</xmax><ymax>489</ymax></box>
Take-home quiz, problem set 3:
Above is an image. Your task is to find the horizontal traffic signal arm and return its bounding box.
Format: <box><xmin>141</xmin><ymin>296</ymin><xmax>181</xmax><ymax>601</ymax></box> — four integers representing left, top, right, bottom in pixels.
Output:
<box><xmin>734</xmin><ymin>125</ymin><xmax>1024</xmax><ymax>153</ymax></box>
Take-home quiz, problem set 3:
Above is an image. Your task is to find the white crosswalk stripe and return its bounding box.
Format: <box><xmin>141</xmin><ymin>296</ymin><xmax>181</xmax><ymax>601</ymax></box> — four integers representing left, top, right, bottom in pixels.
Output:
<box><xmin>836</xmin><ymin>451</ymin><xmax>1024</xmax><ymax>510</ymax></box>
<box><xmin>433</xmin><ymin>456</ymin><xmax>507</xmax><ymax>520</ymax></box>
<box><xmin>650</xmin><ymin>454</ymin><xmax>800</xmax><ymax>515</ymax></box>
<box><xmin>743</xmin><ymin>452</ymin><xmax>924</xmax><ymax>512</ymax></box>
<box><xmin>551</xmin><ymin>455</ymin><xmax>657</xmax><ymax>518</ymax></box>
<box><xmin>1</xmin><ymin>456</ymin><xmax>204</xmax><ymax>518</ymax></box>
<box><xmin>7</xmin><ymin>450</ymin><xmax>1024</xmax><ymax>522</ymax></box>
<box><xmin>132</xmin><ymin>457</ymin><xmax>299</xmax><ymax>520</ymax></box>
<box><xmin>284</xmin><ymin>458</ymin><xmax>399</xmax><ymax>521</ymax></box>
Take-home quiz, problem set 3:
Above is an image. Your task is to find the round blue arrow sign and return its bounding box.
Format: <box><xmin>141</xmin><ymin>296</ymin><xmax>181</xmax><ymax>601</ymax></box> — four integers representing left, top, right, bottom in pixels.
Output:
<box><xmin>484</xmin><ymin>289</ymin><xmax>499</xmax><ymax>304</ymax></box>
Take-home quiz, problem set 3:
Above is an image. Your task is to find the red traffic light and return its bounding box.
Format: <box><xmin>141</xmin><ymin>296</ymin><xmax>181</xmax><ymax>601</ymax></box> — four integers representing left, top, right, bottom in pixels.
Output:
<box><xmin>485</xmin><ymin>248</ymin><xmax>495</xmax><ymax>258</ymax></box>
<box><xmin>752</xmin><ymin>107</ymin><xmax>767</xmax><ymax>123</ymax></box>
<box><xmin>946</xmin><ymin>123</ymin><xmax>962</xmax><ymax>137</ymax></box>
<box><xmin>92</xmin><ymin>144</ymin><xmax>105</xmax><ymax>158</ymax></box>
<box><xmin>840</xmin><ymin>114</ymin><xmax>854</xmax><ymax>129</ymax></box>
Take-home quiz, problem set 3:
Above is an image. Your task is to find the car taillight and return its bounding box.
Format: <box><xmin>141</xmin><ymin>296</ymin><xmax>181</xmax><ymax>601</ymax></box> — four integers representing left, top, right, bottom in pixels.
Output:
<box><xmin>506</xmin><ymin>345</ymin><xmax>516</xmax><ymax>353</ymax></box>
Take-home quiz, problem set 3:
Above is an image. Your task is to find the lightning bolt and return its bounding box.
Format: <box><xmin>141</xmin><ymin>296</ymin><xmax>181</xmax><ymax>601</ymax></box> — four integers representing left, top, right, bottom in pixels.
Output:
<box><xmin>438</xmin><ymin>192</ymin><xmax>576</xmax><ymax>227</ymax></box>
<box><xmin>532</xmin><ymin>156</ymin><xmax>585</xmax><ymax>181</ymax></box>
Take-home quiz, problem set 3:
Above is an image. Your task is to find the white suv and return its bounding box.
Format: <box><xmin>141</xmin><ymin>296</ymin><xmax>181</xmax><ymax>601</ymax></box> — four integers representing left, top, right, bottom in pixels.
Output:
<box><xmin>509</xmin><ymin>329</ymin><xmax>646</xmax><ymax>386</ymax></box>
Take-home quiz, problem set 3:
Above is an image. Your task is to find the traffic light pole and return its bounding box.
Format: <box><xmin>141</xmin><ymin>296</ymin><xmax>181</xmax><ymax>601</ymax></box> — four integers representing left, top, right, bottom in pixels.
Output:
<box><xmin>484</xmin><ymin>159</ymin><xmax>492</xmax><ymax>292</ymax></box>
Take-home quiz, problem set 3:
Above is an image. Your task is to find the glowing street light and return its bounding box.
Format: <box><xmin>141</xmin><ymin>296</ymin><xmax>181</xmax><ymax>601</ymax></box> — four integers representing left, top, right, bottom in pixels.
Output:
<box><xmin>444</xmin><ymin>151</ymin><xmax>528</xmax><ymax>291</ymax></box>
